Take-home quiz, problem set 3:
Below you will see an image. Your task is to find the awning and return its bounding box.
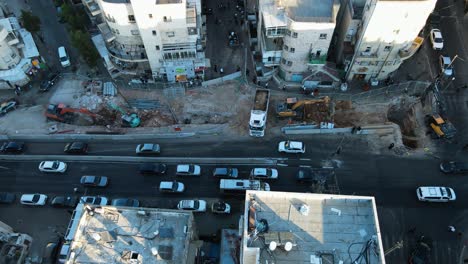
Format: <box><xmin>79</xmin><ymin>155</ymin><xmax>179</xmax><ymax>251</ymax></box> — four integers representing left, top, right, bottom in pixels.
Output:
<box><xmin>176</xmin><ymin>75</ymin><xmax>187</xmax><ymax>82</ymax></box>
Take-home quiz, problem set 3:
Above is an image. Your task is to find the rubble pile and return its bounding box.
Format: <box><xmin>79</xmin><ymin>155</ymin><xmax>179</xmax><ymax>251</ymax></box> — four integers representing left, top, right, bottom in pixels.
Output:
<box><xmin>138</xmin><ymin>110</ymin><xmax>174</xmax><ymax>127</ymax></box>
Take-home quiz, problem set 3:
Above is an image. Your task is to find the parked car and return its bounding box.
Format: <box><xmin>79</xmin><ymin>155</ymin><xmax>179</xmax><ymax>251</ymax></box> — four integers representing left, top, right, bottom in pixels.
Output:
<box><xmin>80</xmin><ymin>176</ymin><xmax>108</xmax><ymax>187</ymax></box>
<box><xmin>58</xmin><ymin>46</ymin><xmax>70</xmax><ymax>67</ymax></box>
<box><xmin>20</xmin><ymin>193</ymin><xmax>48</xmax><ymax>206</ymax></box>
<box><xmin>42</xmin><ymin>242</ymin><xmax>59</xmax><ymax>264</ymax></box>
<box><xmin>57</xmin><ymin>242</ymin><xmax>70</xmax><ymax>264</ymax></box>
<box><xmin>39</xmin><ymin>72</ymin><xmax>60</xmax><ymax>92</ymax></box>
<box><xmin>439</xmin><ymin>55</ymin><xmax>454</xmax><ymax>76</ymax></box>
<box><xmin>177</xmin><ymin>199</ymin><xmax>207</xmax><ymax>212</ymax></box>
<box><xmin>0</xmin><ymin>100</ymin><xmax>18</xmax><ymax>116</ymax></box>
<box><xmin>0</xmin><ymin>141</ymin><xmax>24</xmax><ymax>153</ymax></box>
<box><xmin>278</xmin><ymin>141</ymin><xmax>305</xmax><ymax>154</ymax></box>
<box><xmin>39</xmin><ymin>161</ymin><xmax>67</xmax><ymax>173</ymax></box>
<box><xmin>213</xmin><ymin>168</ymin><xmax>238</xmax><ymax>178</ymax></box>
<box><xmin>50</xmin><ymin>196</ymin><xmax>78</xmax><ymax>208</ymax></box>
<box><xmin>111</xmin><ymin>198</ymin><xmax>140</xmax><ymax>207</ymax></box>
<box><xmin>135</xmin><ymin>143</ymin><xmax>160</xmax><ymax>155</ymax></box>
<box><xmin>139</xmin><ymin>163</ymin><xmax>167</xmax><ymax>175</ymax></box>
<box><xmin>439</xmin><ymin>161</ymin><xmax>468</xmax><ymax>174</ymax></box>
<box><xmin>64</xmin><ymin>142</ymin><xmax>88</xmax><ymax>154</ymax></box>
<box><xmin>0</xmin><ymin>192</ymin><xmax>15</xmax><ymax>204</ymax></box>
<box><xmin>430</xmin><ymin>28</ymin><xmax>444</xmax><ymax>50</ymax></box>
<box><xmin>211</xmin><ymin>201</ymin><xmax>231</xmax><ymax>214</ymax></box>
<box><xmin>176</xmin><ymin>164</ymin><xmax>201</xmax><ymax>176</ymax></box>
<box><xmin>159</xmin><ymin>181</ymin><xmax>185</xmax><ymax>193</ymax></box>
<box><xmin>416</xmin><ymin>186</ymin><xmax>456</xmax><ymax>202</ymax></box>
<box><xmin>250</xmin><ymin>168</ymin><xmax>278</xmax><ymax>179</ymax></box>
<box><xmin>79</xmin><ymin>196</ymin><xmax>108</xmax><ymax>205</ymax></box>
<box><xmin>296</xmin><ymin>167</ymin><xmax>335</xmax><ymax>183</ymax></box>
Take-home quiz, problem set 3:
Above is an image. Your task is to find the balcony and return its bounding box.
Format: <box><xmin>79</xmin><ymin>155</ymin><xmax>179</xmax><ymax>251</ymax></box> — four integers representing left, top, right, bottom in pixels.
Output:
<box><xmin>84</xmin><ymin>0</ymin><xmax>101</xmax><ymax>16</ymax></box>
<box><xmin>308</xmin><ymin>54</ymin><xmax>327</xmax><ymax>65</ymax></box>
<box><xmin>399</xmin><ymin>36</ymin><xmax>424</xmax><ymax>60</ymax></box>
<box><xmin>107</xmin><ymin>43</ymin><xmax>149</xmax><ymax>63</ymax></box>
<box><xmin>97</xmin><ymin>23</ymin><xmax>116</xmax><ymax>43</ymax></box>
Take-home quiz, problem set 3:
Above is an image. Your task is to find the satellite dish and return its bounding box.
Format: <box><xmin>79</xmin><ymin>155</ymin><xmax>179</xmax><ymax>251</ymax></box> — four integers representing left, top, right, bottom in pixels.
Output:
<box><xmin>284</xmin><ymin>242</ymin><xmax>293</xmax><ymax>251</ymax></box>
<box><xmin>269</xmin><ymin>241</ymin><xmax>277</xmax><ymax>251</ymax></box>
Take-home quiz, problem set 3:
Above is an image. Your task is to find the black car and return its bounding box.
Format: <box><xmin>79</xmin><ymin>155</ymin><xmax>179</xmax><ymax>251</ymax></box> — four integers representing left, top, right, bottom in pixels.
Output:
<box><xmin>139</xmin><ymin>163</ymin><xmax>167</xmax><ymax>175</ymax></box>
<box><xmin>439</xmin><ymin>161</ymin><xmax>468</xmax><ymax>174</ymax></box>
<box><xmin>50</xmin><ymin>196</ymin><xmax>78</xmax><ymax>208</ymax></box>
<box><xmin>0</xmin><ymin>192</ymin><xmax>15</xmax><ymax>204</ymax></box>
<box><xmin>39</xmin><ymin>72</ymin><xmax>60</xmax><ymax>92</ymax></box>
<box><xmin>111</xmin><ymin>198</ymin><xmax>140</xmax><ymax>207</ymax></box>
<box><xmin>80</xmin><ymin>175</ymin><xmax>108</xmax><ymax>187</ymax></box>
<box><xmin>64</xmin><ymin>142</ymin><xmax>88</xmax><ymax>154</ymax></box>
<box><xmin>0</xmin><ymin>141</ymin><xmax>25</xmax><ymax>154</ymax></box>
<box><xmin>213</xmin><ymin>168</ymin><xmax>239</xmax><ymax>178</ymax></box>
<box><xmin>296</xmin><ymin>167</ymin><xmax>335</xmax><ymax>183</ymax></box>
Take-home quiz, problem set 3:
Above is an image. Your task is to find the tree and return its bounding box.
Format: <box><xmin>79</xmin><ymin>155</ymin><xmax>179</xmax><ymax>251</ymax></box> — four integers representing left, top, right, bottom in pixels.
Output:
<box><xmin>70</xmin><ymin>30</ymin><xmax>100</xmax><ymax>67</ymax></box>
<box><xmin>20</xmin><ymin>10</ymin><xmax>41</xmax><ymax>33</ymax></box>
<box><xmin>60</xmin><ymin>3</ymin><xmax>88</xmax><ymax>31</ymax></box>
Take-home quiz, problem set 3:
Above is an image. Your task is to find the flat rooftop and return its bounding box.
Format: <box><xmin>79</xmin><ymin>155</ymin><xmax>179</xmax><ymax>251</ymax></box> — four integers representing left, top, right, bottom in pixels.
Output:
<box><xmin>262</xmin><ymin>0</ymin><xmax>335</xmax><ymax>26</ymax></box>
<box><xmin>242</xmin><ymin>191</ymin><xmax>385</xmax><ymax>264</ymax></box>
<box><xmin>67</xmin><ymin>206</ymin><xmax>198</xmax><ymax>264</ymax></box>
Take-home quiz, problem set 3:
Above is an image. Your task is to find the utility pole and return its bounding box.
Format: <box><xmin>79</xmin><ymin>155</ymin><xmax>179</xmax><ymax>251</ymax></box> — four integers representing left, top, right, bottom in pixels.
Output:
<box><xmin>384</xmin><ymin>240</ymin><xmax>404</xmax><ymax>256</ymax></box>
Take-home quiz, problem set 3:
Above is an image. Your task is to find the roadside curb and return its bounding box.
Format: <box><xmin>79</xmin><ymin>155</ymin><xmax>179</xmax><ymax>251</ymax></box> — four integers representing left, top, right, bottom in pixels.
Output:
<box><xmin>0</xmin><ymin>132</ymin><xmax>196</xmax><ymax>141</ymax></box>
<box><xmin>0</xmin><ymin>155</ymin><xmax>279</xmax><ymax>165</ymax></box>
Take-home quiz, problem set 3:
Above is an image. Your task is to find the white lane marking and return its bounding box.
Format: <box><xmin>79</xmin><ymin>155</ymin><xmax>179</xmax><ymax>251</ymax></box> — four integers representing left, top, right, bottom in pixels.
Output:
<box><xmin>277</xmin><ymin>164</ymin><xmax>288</xmax><ymax>167</ymax></box>
<box><xmin>300</xmin><ymin>158</ymin><xmax>311</xmax><ymax>161</ymax></box>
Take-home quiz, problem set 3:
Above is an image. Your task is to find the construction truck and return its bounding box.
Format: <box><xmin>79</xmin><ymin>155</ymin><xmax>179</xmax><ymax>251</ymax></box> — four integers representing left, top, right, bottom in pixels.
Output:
<box><xmin>45</xmin><ymin>103</ymin><xmax>97</xmax><ymax>124</ymax></box>
<box><xmin>107</xmin><ymin>102</ymin><xmax>140</xmax><ymax>128</ymax></box>
<box><xmin>249</xmin><ymin>89</ymin><xmax>270</xmax><ymax>137</ymax></box>
<box><xmin>276</xmin><ymin>97</ymin><xmax>331</xmax><ymax>122</ymax></box>
<box><xmin>427</xmin><ymin>114</ymin><xmax>456</xmax><ymax>139</ymax></box>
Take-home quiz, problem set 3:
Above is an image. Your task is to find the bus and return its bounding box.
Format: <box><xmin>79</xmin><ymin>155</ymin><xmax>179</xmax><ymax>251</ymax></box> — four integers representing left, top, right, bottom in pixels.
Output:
<box><xmin>219</xmin><ymin>179</ymin><xmax>270</xmax><ymax>195</ymax></box>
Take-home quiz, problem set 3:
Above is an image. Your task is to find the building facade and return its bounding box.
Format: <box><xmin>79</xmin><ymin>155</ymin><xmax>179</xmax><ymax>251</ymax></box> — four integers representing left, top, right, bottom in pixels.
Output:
<box><xmin>0</xmin><ymin>220</ymin><xmax>33</xmax><ymax>264</ymax></box>
<box><xmin>257</xmin><ymin>0</ymin><xmax>340</xmax><ymax>82</ymax></box>
<box><xmin>84</xmin><ymin>0</ymin><xmax>207</xmax><ymax>82</ymax></box>
<box><xmin>337</xmin><ymin>0</ymin><xmax>437</xmax><ymax>81</ymax></box>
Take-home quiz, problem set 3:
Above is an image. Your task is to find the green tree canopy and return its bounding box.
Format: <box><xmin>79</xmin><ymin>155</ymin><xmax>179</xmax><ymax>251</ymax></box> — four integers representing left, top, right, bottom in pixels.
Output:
<box><xmin>70</xmin><ymin>30</ymin><xmax>99</xmax><ymax>67</ymax></box>
<box><xmin>20</xmin><ymin>10</ymin><xmax>41</xmax><ymax>33</ymax></box>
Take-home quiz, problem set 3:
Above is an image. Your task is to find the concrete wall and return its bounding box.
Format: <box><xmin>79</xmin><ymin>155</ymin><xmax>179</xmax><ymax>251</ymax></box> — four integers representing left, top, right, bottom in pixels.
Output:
<box><xmin>0</xmin><ymin>26</ymin><xmax>20</xmax><ymax>70</ymax></box>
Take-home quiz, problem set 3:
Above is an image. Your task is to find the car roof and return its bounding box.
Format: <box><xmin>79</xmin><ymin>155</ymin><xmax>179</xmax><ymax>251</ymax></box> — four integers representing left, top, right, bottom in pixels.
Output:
<box><xmin>160</xmin><ymin>181</ymin><xmax>174</xmax><ymax>188</ymax></box>
<box><xmin>432</xmin><ymin>29</ymin><xmax>442</xmax><ymax>37</ymax></box>
<box><xmin>178</xmin><ymin>164</ymin><xmax>190</xmax><ymax>171</ymax></box>
<box><xmin>287</xmin><ymin>141</ymin><xmax>303</xmax><ymax>148</ymax></box>
<box><xmin>180</xmin><ymin>200</ymin><xmax>195</xmax><ymax>208</ymax></box>
<box><xmin>254</xmin><ymin>168</ymin><xmax>268</xmax><ymax>174</ymax></box>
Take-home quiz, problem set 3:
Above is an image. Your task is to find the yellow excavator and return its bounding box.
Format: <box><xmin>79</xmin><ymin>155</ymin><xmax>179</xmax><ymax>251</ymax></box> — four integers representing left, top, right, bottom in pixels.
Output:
<box><xmin>427</xmin><ymin>114</ymin><xmax>456</xmax><ymax>139</ymax></box>
<box><xmin>276</xmin><ymin>97</ymin><xmax>330</xmax><ymax>120</ymax></box>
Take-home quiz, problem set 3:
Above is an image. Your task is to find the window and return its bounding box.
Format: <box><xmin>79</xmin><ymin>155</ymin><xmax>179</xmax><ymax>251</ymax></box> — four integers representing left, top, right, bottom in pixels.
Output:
<box><xmin>281</xmin><ymin>58</ymin><xmax>287</xmax><ymax>65</ymax></box>
<box><xmin>115</xmin><ymin>29</ymin><xmax>120</xmax><ymax>35</ymax></box>
<box><xmin>149</xmin><ymin>14</ymin><xmax>153</xmax><ymax>18</ymax></box>
<box><xmin>287</xmin><ymin>61</ymin><xmax>292</xmax><ymax>66</ymax></box>
<box><xmin>365</xmin><ymin>47</ymin><xmax>371</xmax><ymax>53</ymax></box>
<box><xmin>315</xmin><ymin>50</ymin><xmax>322</xmax><ymax>57</ymax></box>
<box><xmin>152</xmin><ymin>30</ymin><xmax>157</xmax><ymax>36</ymax></box>
<box><xmin>128</xmin><ymin>15</ymin><xmax>135</xmax><ymax>23</ymax></box>
<box><xmin>131</xmin><ymin>30</ymin><xmax>140</xmax><ymax>35</ymax></box>
<box><xmin>319</xmin><ymin>33</ymin><xmax>327</xmax><ymax>39</ymax></box>
<box><xmin>283</xmin><ymin>45</ymin><xmax>288</xmax><ymax>51</ymax></box>
<box><xmin>188</xmin><ymin>27</ymin><xmax>197</xmax><ymax>35</ymax></box>
<box><xmin>156</xmin><ymin>45</ymin><xmax>160</xmax><ymax>50</ymax></box>
<box><xmin>166</xmin><ymin>31</ymin><xmax>175</xmax><ymax>37</ymax></box>
<box><xmin>292</xmin><ymin>32</ymin><xmax>298</xmax><ymax>38</ymax></box>
<box><xmin>290</xmin><ymin>47</ymin><xmax>295</xmax><ymax>53</ymax></box>
<box><xmin>163</xmin><ymin>16</ymin><xmax>171</xmax><ymax>22</ymax></box>
<box><xmin>384</xmin><ymin>46</ymin><xmax>391</xmax><ymax>51</ymax></box>
<box><xmin>286</xmin><ymin>29</ymin><xmax>291</xmax><ymax>36</ymax></box>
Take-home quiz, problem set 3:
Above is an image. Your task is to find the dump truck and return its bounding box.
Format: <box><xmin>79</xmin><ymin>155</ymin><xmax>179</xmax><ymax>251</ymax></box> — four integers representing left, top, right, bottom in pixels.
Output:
<box><xmin>427</xmin><ymin>114</ymin><xmax>456</xmax><ymax>139</ymax></box>
<box><xmin>249</xmin><ymin>89</ymin><xmax>270</xmax><ymax>137</ymax></box>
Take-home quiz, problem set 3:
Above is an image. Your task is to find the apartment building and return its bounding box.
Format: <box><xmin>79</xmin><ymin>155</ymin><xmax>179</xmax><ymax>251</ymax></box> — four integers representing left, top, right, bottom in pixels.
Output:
<box><xmin>0</xmin><ymin>8</ymin><xmax>40</xmax><ymax>89</ymax></box>
<box><xmin>257</xmin><ymin>0</ymin><xmax>340</xmax><ymax>82</ymax></box>
<box><xmin>84</xmin><ymin>0</ymin><xmax>207</xmax><ymax>82</ymax></box>
<box><xmin>335</xmin><ymin>0</ymin><xmax>437</xmax><ymax>82</ymax></box>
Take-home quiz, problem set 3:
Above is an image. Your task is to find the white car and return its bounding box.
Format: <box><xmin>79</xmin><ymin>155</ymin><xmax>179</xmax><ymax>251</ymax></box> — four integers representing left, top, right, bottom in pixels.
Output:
<box><xmin>20</xmin><ymin>193</ymin><xmax>48</xmax><ymax>206</ymax></box>
<box><xmin>177</xmin><ymin>199</ymin><xmax>207</xmax><ymax>212</ymax></box>
<box><xmin>176</xmin><ymin>164</ymin><xmax>201</xmax><ymax>176</ymax></box>
<box><xmin>159</xmin><ymin>181</ymin><xmax>185</xmax><ymax>193</ymax></box>
<box><xmin>38</xmin><ymin>161</ymin><xmax>67</xmax><ymax>173</ymax></box>
<box><xmin>58</xmin><ymin>46</ymin><xmax>71</xmax><ymax>67</ymax></box>
<box><xmin>278</xmin><ymin>141</ymin><xmax>305</xmax><ymax>153</ymax></box>
<box><xmin>211</xmin><ymin>201</ymin><xmax>231</xmax><ymax>214</ymax></box>
<box><xmin>416</xmin><ymin>186</ymin><xmax>456</xmax><ymax>202</ymax></box>
<box><xmin>439</xmin><ymin>55</ymin><xmax>453</xmax><ymax>76</ymax></box>
<box><xmin>430</xmin><ymin>29</ymin><xmax>444</xmax><ymax>50</ymax></box>
<box><xmin>250</xmin><ymin>168</ymin><xmax>279</xmax><ymax>179</ymax></box>
<box><xmin>79</xmin><ymin>196</ymin><xmax>108</xmax><ymax>205</ymax></box>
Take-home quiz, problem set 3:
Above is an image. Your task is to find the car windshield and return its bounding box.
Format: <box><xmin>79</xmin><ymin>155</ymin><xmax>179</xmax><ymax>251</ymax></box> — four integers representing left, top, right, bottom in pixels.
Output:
<box><xmin>215</xmin><ymin>202</ymin><xmax>226</xmax><ymax>211</ymax></box>
<box><xmin>60</xmin><ymin>57</ymin><xmax>68</xmax><ymax>62</ymax></box>
<box><xmin>445</xmin><ymin>188</ymin><xmax>452</xmax><ymax>198</ymax></box>
<box><xmin>266</xmin><ymin>169</ymin><xmax>272</xmax><ymax>176</ymax></box>
<box><xmin>32</xmin><ymin>195</ymin><xmax>40</xmax><ymax>203</ymax></box>
<box><xmin>172</xmin><ymin>182</ymin><xmax>178</xmax><ymax>191</ymax></box>
<box><xmin>434</xmin><ymin>37</ymin><xmax>443</xmax><ymax>43</ymax></box>
<box><xmin>188</xmin><ymin>165</ymin><xmax>195</xmax><ymax>173</ymax></box>
<box><xmin>52</xmin><ymin>161</ymin><xmax>60</xmax><ymax>169</ymax></box>
<box><xmin>285</xmin><ymin>141</ymin><xmax>290</xmax><ymax>148</ymax></box>
<box><xmin>193</xmin><ymin>200</ymin><xmax>199</xmax><ymax>208</ymax></box>
<box><xmin>92</xmin><ymin>177</ymin><xmax>99</xmax><ymax>184</ymax></box>
<box><xmin>95</xmin><ymin>198</ymin><xmax>102</xmax><ymax>204</ymax></box>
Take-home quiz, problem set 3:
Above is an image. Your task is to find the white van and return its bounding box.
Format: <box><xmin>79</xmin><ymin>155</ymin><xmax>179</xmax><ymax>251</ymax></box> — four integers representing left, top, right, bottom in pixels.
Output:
<box><xmin>416</xmin><ymin>186</ymin><xmax>456</xmax><ymax>202</ymax></box>
<box><xmin>58</xmin><ymin>46</ymin><xmax>70</xmax><ymax>67</ymax></box>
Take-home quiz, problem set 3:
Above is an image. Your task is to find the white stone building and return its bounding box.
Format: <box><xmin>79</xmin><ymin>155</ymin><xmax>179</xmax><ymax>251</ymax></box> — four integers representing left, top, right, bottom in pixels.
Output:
<box><xmin>83</xmin><ymin>0</ymin><xmax>207</xmax><ymax>82</ymax></box>
<box><xmin>257</xmin><ymin>0</ymin><xmax>340</xmax><ymax>82</ymax></box>
<box><xmin>336</xmin><ymin>0</ymin><xmax>437</xmax><ymax>82</ymax></box>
